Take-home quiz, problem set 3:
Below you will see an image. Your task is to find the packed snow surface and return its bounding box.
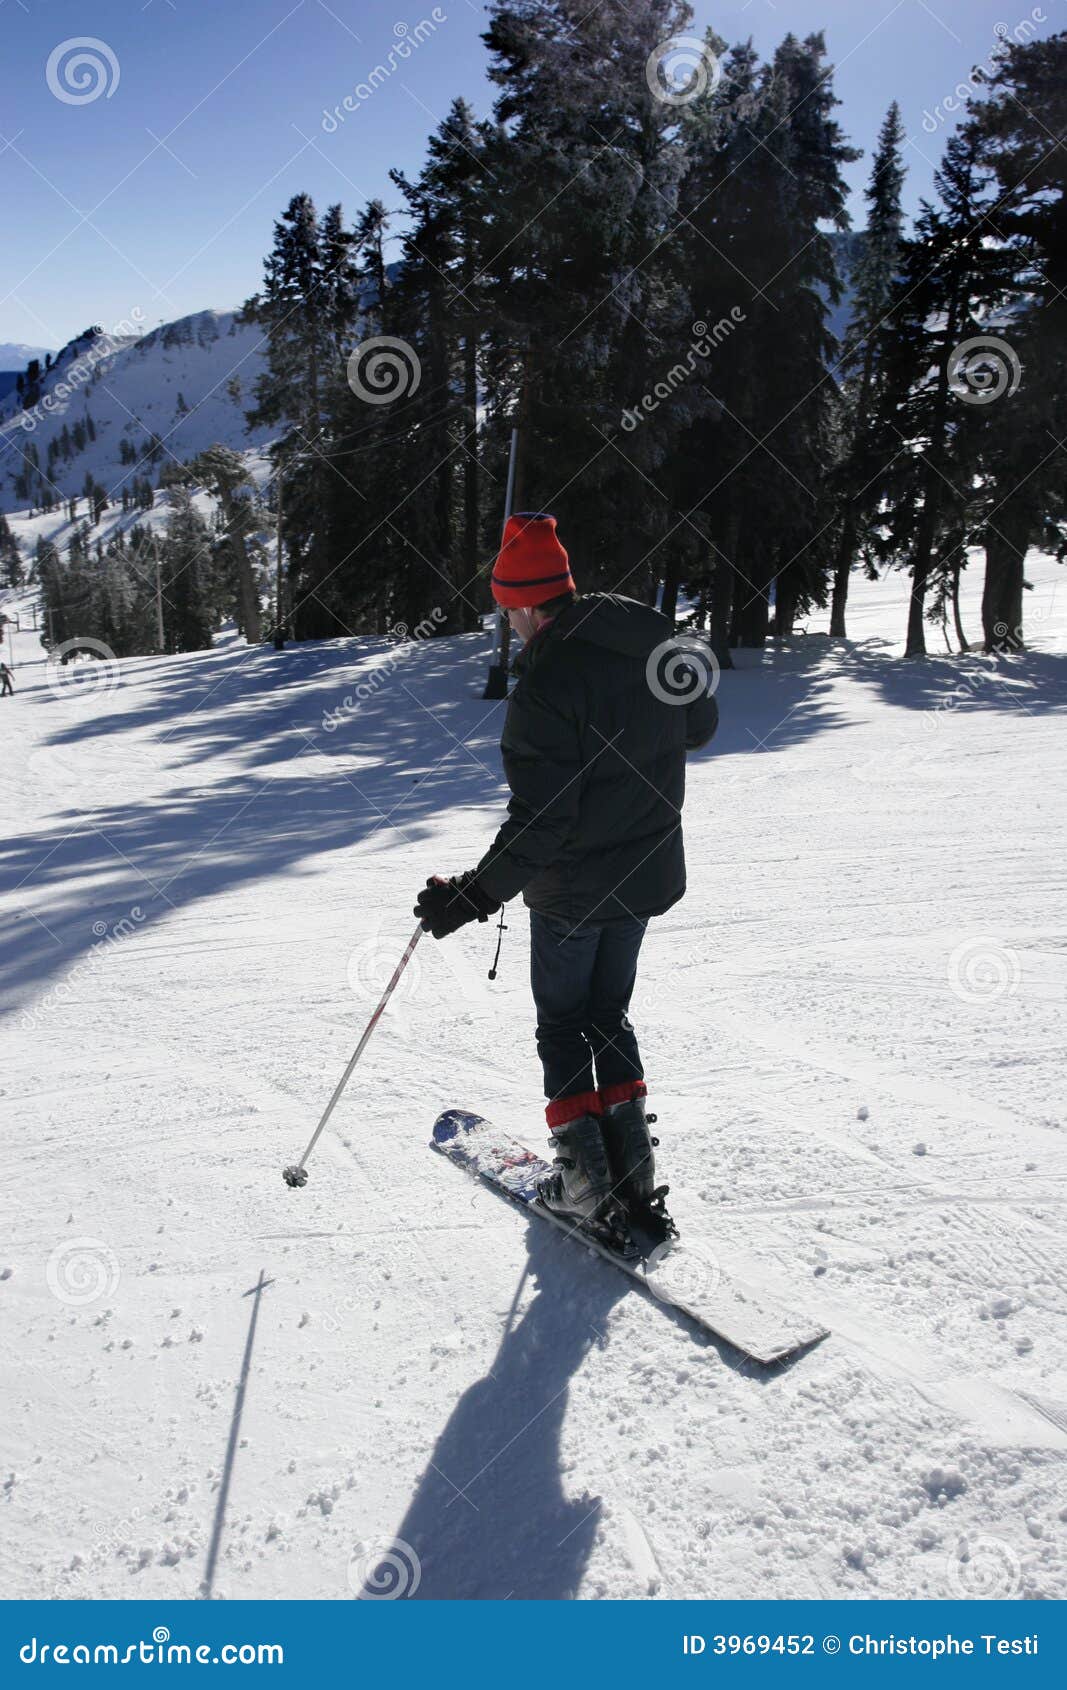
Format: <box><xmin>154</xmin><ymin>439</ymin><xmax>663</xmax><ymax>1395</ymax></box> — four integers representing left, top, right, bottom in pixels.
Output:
<box><xmin>1</xmin><ymin>557</ymin><xmax>1065</xmax><ymax>1600</ymax></box>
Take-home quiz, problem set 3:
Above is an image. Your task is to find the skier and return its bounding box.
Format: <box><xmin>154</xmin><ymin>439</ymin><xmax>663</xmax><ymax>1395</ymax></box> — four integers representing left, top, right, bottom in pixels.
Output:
<box><xmin>0</xmin><ymin>661</ymin><xmax>13</xmax><ymax>696</ymax></box>
<box><xmin>414</xmin><ymin>513</ymin><xmax>718</xmax><ymax>1243</ymax></box>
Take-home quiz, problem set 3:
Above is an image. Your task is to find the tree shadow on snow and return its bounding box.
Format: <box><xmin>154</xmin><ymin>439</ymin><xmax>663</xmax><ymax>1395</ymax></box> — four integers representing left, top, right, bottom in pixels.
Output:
<box><xmin>362</xmin><ymin>1217</ymin><xmax>631</xmax><ymax>1600</ymax></box>
<box><xmin>1</xmin><ymin>632</ymin><xmax>505</xmax><ymax>1009</ymax></box>
<box><xmin>12</xmin><ymin>621</ymin><xmax>1018</xmax><ymax>1014</ymax></box>
<box><xmin>4</xmin><ymin>629</ymin><xmax>843</xmax><ymax>1012</ymax></box>
<box><xmin>841</xmin><ymin>640</ymin><xmax>1067</xmax><ymax>719</ymax></box>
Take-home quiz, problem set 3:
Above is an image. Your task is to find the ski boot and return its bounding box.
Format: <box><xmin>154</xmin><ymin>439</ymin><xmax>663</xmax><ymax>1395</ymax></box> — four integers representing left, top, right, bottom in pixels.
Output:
<box><xmin>537</xmin><ymin>1112</ymin><xmax>635</xmax><ymax>1255</ymax></box>
<box><xmin>599</xmin><ymin>1087</ymin><xmax>678</xmax><ymax>1242</ymax></box>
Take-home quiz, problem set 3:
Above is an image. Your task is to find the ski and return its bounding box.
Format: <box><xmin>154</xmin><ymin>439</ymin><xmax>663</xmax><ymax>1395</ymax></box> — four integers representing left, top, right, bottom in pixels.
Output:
<box><xmin>431</xmin><ymin>1109</ymin><xmax>828</xmax><ymax>1365</ymax></box>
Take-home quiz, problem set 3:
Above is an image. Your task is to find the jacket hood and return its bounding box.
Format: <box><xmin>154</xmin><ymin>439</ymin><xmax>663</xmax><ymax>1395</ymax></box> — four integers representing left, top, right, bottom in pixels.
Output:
<box><xmin>552</xmin><ymin>593</ymin><xmax>672</xmax><ymax>659</ymax></box>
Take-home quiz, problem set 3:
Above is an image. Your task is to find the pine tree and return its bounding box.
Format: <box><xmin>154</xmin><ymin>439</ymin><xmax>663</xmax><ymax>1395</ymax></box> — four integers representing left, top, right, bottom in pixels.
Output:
<box><xmin>189</xmin><ymin>445</ymin><xmax>264</xmax><ymax>642</ymax></box>
<box><xmin>36</xmin><ymin>537</ymin><xmax>66</xmax><ymax>648</ymax></box>
<box><xmin>308</xmin><ymin>195</ymin><xmax>405</xmax><ymax>638</ymax></box>
<box><xmin>244</xmin><ymin>192</ymin><xmax>326</xmax><ymax>444</ymax></box>
<box><xmin>876</xmin><ymin>128</ymin><xmax>1016</xmax><ymax>655</ymax></box>
<box><xmin>243</xmin><ymin>194</ymin><xmax>362</xmax><ymax>637</ymax></box>
<box><xmin>963</xmin><ymin>31</ymin><xmax>1067</xmax><ymax>649</ymax></box>
<box><xmin>94</xmin><ymin>533</ymin><xmax>143</xmax><ymax>655</ymax></box>
<box><xmin>0</xmin><ymin>513</ymin><xmax>23</xmax><ymax>587</ymax></box>
<box><xmin>828</xmin><ymin>102</ymin><xmax>907</xmax><ymax>636</ymax></box>
<box><xmin>479</xmin><ymin>0</ymin><xmax>695</xmax><ymax>603</ymax></box>
<box><xmin>387</xmin><ymin>99</ymin><xmax>496</xmax><ymax>631</ymax></box>
<box><xmin>671</xmin><ymin>30</ymin><xmax>857</xmax><ymax>650</ymax></box>
<box><xmin>318</xmin><ymin>203</ymin><xmax>361</xmax><ymax>358</ymax></box>
<box><xmin>12</xmin><ymin>440</ymin><xmax>40</xmax><ymax>506</ymax></box>
<box><xmin>233</xmin><ymin>5</ymin><xmax>1067</xmax><ymax>674</ymax></box>
<box><xmin>158</xmin><ymin>489</ymin><xmax>216</xmax><ymax>651</ymax></box>
<box><xmin>352</xmin><ymin>199</ymin><xmax>390</xmax><ymax>320</ymax></box>
<box><xmin>744</xmin><ymin>32</ymin><xmax>858</xmax><ymax>645</ymax></box>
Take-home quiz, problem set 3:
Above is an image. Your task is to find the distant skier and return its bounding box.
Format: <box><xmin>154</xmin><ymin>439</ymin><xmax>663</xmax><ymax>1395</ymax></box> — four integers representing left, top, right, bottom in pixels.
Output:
<box><xmin>0</xmin><ymin>662</ymin><xmax>13</xmax><ymax>696</ymax></box>
<box><xmin>415</xmin><ymin>513</ymin><xmax>718</xmax><ymax>1242</ymax></box>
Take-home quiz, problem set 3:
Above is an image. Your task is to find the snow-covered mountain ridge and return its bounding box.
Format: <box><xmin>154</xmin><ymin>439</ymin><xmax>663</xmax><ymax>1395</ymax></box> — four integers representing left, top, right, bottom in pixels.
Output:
<box><xmin>0</xmin><ymin>341</ymin><xmax>55</xmax><ymax>370</ymax></box>
<box><xmin>0</xmin><ymin>309</ymin><xmax>272</xmax><ymax>516</ymax></box>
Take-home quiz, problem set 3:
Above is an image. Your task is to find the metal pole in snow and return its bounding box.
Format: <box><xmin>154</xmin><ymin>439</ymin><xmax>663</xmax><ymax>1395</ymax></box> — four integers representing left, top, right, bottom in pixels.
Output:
<box><xmin>482</xmin><ymin>426</ymin><xmax>519</xmax><ymax>700</ymax></box>
<box><xmin>154</xmin><ymin>551</ymin><xmax>165</xmax><ymax>651</ymax></box>
<box><xmin>273</xmin><ymin>463</ymin><xmax>285</xmax><ymax>651</ymax></box>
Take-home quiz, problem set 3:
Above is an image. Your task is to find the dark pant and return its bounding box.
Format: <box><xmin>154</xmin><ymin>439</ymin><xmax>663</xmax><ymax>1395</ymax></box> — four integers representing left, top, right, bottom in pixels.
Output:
<box><xmin>529</xmin><ymin>910</ymin><xmax>647</xmax><ymax>1100</ymax></box>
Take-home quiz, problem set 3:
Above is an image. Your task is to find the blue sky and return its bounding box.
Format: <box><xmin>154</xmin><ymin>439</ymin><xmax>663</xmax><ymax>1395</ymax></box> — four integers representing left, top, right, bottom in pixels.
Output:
<box><xmin>1</xmin><ymin>0</ymin><xmax>1059</xmax><ymax>350</ymax></box>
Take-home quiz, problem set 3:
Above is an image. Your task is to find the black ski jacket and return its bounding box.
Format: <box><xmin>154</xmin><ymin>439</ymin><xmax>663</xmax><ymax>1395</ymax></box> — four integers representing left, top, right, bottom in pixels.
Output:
<box><xmin>475</xmin><ymin>594</ymin><xmax>718</xmax><ymax>928</ymax></box>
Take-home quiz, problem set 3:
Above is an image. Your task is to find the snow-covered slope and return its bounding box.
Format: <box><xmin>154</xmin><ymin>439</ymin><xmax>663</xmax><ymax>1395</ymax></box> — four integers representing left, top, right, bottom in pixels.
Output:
<box><xmin>0</xmin><ymin>557</ymin><xmax>1065</xmax><ymax>1601</ymax></box>
<box><xmin>0</xmin><ymin>447</ymin><xmax>276</xmax><ymax>589</ymax></box>
<box><xmin>0</xmin><ymin>310</ymin><xmax>271</xmax><ymax>514</ymax></box>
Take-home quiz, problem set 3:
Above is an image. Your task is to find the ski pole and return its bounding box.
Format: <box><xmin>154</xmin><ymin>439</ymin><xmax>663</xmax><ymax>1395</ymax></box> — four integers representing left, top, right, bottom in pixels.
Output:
<box><xmin>282</xmin><ymin>922</ymin><xmax>424</xmax><ymax>1188</ymax></box>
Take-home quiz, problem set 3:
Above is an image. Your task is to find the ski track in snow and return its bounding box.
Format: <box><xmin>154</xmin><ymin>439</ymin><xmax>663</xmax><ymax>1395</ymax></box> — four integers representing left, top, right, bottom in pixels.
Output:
<box><xmin>1</xmin><ymin>558</ymin><xmax>1066</xmax><ymax>1601</ymax></box>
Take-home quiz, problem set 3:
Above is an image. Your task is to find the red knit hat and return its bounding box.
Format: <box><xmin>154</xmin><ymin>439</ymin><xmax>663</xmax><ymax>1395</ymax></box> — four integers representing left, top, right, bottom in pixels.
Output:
<box><xmin>491</xmin><ymin>512</ymin><xmax>575</xmax><ymax>609</ymax></box>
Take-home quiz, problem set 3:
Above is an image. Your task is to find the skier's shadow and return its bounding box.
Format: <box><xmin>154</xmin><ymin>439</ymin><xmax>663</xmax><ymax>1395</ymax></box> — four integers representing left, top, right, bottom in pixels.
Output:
<box><xmin>364</xmin><ymin>1217</ymin><xmax>629</xmax><ymax>1600</ymax></box>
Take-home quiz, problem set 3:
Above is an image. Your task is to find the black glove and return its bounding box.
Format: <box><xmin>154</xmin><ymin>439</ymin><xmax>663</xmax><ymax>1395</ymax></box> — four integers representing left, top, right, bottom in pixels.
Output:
<box><xmin>414</xmin><ymin>870</ymin><xmax>502</xmax><ymax>940</ymax></box>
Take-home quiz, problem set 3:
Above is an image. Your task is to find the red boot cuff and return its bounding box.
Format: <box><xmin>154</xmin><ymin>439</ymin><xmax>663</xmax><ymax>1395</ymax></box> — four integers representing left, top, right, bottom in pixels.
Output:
<box><xmin>598</xmin><ymin>1079</ymin><xmax>647</xmax><ymax>1110</ymax></box>
<box><xmin>546</xmin><ymin>1090</ymin><xmax>602</xmax><ymax>1130</ymax></box>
